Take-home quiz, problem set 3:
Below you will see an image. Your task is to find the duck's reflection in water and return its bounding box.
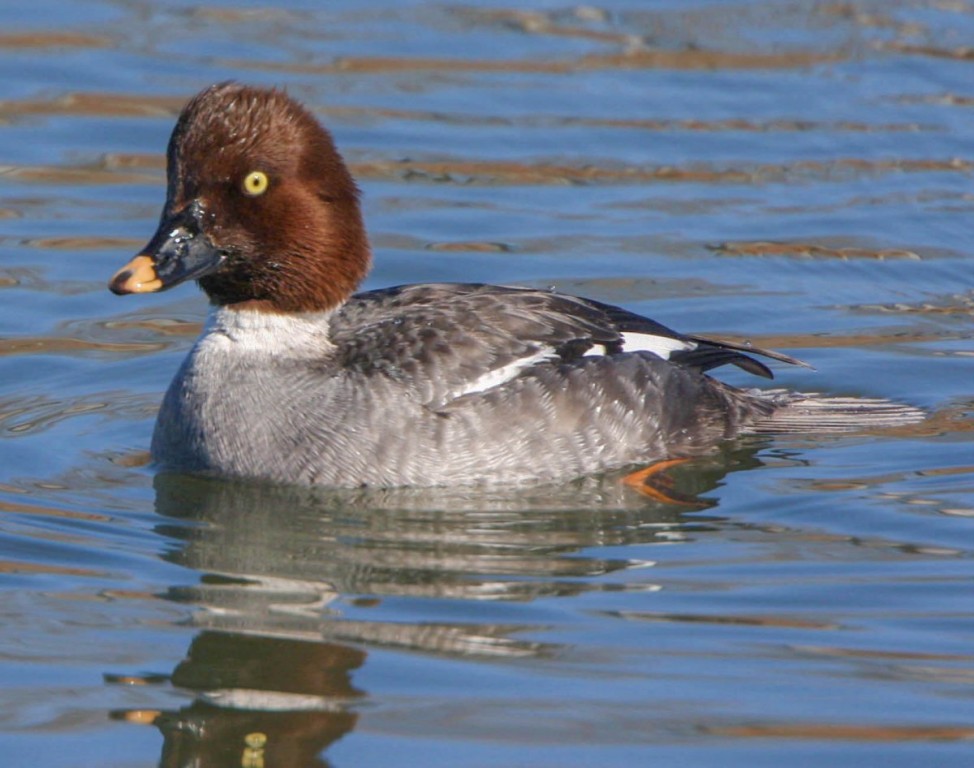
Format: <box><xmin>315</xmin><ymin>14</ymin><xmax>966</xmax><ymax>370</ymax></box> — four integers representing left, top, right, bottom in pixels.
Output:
<box><xmin>128</xmin><ymin>441</ymin><xmax>767</xmax><ymax>766</ymax></box>
<box><xmin>155</xmin><ymin>633</ymin><xmax>362</xmax><ymax>768</ymax></box>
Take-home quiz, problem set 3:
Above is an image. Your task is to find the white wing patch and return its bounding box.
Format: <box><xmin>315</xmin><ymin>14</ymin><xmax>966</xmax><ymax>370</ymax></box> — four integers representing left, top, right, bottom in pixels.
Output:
<box><xmin>584</xmin><ymin>332</ymin><xmax>697</xmax><ymax>359</ymax></box>
<box><xmin>451</xmin><ymin>332</ymin><xmax>697</xmax><ymax>398</ymax></box>
<box><xmin>621</xmin><ymin>332</ymin><xmax>696</xmax><ymax>358</ymax></box>
<box><xmin>451</xmin><ymin>348</ymin><xmax>559</xmax><ymax>398</ymax></box>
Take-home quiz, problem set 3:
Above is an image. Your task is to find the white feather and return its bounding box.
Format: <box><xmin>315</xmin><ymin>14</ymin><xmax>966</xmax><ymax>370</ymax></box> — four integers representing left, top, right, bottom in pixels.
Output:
<box><xmin>452</xmin><ymin>349</ymin><xmax>558</xmax><ymax>398</ymax></box>
<box><xmin>583</xmin><ymin>331</ymin><xmax>696</xmax><ymax>359</ymax></box>
<box><xmin>620</xmin><ymin>332</ymin><xmax>695</xmax><ymax>359</ymax></box>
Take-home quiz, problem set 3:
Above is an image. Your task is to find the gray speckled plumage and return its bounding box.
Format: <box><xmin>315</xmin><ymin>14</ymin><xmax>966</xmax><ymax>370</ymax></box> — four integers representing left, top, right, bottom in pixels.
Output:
<box><xmin>151</xmin><ymin>284</ymin><xmax>787</xmax><ymax>487</ymax></box>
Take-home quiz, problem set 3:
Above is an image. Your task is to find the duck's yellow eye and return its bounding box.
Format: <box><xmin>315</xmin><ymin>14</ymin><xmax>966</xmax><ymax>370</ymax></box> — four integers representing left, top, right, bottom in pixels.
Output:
<box><xmin>241</xmin><ymin>170</ymin><xmax>269</xmax><ymax>197</ymax></box>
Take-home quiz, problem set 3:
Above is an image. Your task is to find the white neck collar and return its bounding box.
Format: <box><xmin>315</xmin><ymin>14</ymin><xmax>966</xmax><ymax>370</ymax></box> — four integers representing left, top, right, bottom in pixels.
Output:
<box><xmin>202</xmin><ymin>305</ymin><xmax>337</xmax><ymax>357</ymax></box>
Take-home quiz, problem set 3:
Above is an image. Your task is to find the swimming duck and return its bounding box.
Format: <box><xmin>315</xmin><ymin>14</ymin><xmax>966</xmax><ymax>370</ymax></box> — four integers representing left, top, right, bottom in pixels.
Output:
<box><xmin>109</xmin><ymin>83</ymin><xmax>922</xmax><ymax>487</ymax></box>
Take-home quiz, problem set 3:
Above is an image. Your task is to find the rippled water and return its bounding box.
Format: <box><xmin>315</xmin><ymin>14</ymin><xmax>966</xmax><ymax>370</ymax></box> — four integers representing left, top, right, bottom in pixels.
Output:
<box><xmin>1</xmin><ymin>2</ymin><xmax>972</xmax><ymax>766</ymax></box>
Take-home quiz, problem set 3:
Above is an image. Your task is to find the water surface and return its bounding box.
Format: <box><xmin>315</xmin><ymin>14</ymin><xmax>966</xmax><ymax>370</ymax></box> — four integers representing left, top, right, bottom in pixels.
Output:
<box><xmin>0</xmin><ymin>2</ymin><xmax>972</xmax><ymax>766</ymax></box>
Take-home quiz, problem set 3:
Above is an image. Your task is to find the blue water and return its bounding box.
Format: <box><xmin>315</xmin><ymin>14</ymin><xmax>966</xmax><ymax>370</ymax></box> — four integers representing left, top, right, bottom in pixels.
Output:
<box><xmin>0</xmin><ymin>2</ymin><xmax>972</xmax><ymax>766</ymax></box>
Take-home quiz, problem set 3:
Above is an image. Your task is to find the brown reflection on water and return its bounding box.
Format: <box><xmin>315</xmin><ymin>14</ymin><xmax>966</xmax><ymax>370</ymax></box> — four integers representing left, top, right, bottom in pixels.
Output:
<box><xmin>20</xmin><ymin>235</ymin><xmax>140</xmax><ymax>250</ymax></box>
<box><xmin>600</xmin><ymin>609</ymin><xmax>839</xmax><ymax>630</ymax></box>
<box><xmin>201</xmin><ymin>0</ymin><xmax>968</xmax><ymax>85</ymax></box>
<box><xmin>0</xmin><ymin>163</ymin><xmax>155</xmax><ymax>186</ymax></box>
<box><xmin>11</xmin><ymin>93</ymin><xmax>877</xmax><ymax>134</ymax></box>
<box><xmin>711</xmin><ymin>241</ymin><xmax>923</xmax><ymax>260</ymax></box>
<box><xmin>794</xmin><ymin>458</ymin><xmax>974</xmax><ymax>524</ymax></box>
<box><xmin>703</xmin><ymin>329</ymin><xmax>968</xmax><ymax>353</ymax></box>
<box><xmin>0</xmin><ymin>392</ymin><xmax>156</xmax><ymax>436</ymax></box>
<box><xmin>0</xmin><ymin>495</ymin><xmax>111</xmax><ymax>522</ymax></box>
<box><xmin>852</xmin><ymin>292</ymin><xmax>974</xmax><ymax>317</ymax></box>
<box><xmin>0</xmin><ymin>558</ymin><xmax>106</xmax><ymax>577</ymax></box>
<box><xmin>8</xmin><ymin>153</ymin><xmax>963</xmax><ymax>191</ymax></box>
<box><xmin>101</xmin><ymin>316</ymin><xmax>201</xmax><ymax>337</ymax></box>
<box><xmin>290</xmin><ymin>102</ymin><xmax>932</xmax><ymax>134</ymax></box>
<box><xmin>534</xmin><ymin>115</ymin><xmax>932</xmax><ymax>133</ymax></box>
<box><xmin>791</xmin><ymin>643</ymin><xmax>974</xmax><ymax>686</ymax></box>
<box><xmin>796</xmin><ymin>643</ymin><xmax>973</xmax><ymax>663</ymax></box>
<box><xmin>0</xmin><ymin>31</ymin><xmax>109</xmax><ymax>49</ymax></box>
<box><xmin>879</xmin><ymin>41</ymin><xmax>974</xmax><ymax>62</ymax></box>
<box><xmin>0</xmin><ymin>92</ymin><xmax>183</xmax><ymax>119</ymax></box>
<box><xmin>707</xmin><ymin>722</ymin><xmax>974</xmax><ymax>742</ymax></box>
<box><xmin>311</xmin><ymin>47</ymin><xmax>840</xmax><ymax>76</ymax></box>
<box><xmin>350</xmin><ymin>156</ymin><xmax>971</xmax><ymax>186</ymax></box>
<box><xmin>0</xmin><ymin>335</ymin><xmax>164</xmax><ymax>356</ymax></box>
<box><xmin>0</xmin><ymin>310</ymin><xmax>199</xmax><ymax>360</ymax></box>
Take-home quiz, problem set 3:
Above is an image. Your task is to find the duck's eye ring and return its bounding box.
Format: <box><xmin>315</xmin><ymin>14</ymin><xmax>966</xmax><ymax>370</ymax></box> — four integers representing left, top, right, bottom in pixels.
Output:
<box><xmin>241</xmin><ymin>170</ymin><xmax>269</xmax><ymax>197</ymax></box>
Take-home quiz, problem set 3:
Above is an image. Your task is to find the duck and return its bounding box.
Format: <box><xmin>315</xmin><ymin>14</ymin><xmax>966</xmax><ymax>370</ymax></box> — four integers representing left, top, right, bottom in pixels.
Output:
<box><xmin>108</xmin><ymin>82</ymin><xmax>922</xmax><ymax>488</ymax></box>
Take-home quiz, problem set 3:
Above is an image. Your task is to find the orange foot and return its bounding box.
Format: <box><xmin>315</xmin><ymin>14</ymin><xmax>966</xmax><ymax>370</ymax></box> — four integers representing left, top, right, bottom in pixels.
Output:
<box><xmin>622</xmin><ymin>458</ymin><xmax>699</xmax><ymax>505</ymax></box>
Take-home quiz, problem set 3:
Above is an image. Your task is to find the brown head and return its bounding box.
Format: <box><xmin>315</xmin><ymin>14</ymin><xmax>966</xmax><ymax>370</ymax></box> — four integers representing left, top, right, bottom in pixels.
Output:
<box><xmin>109</xmin><ymin>82</ymin><xmax>371</xmax><ymax>313</ymax></box>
